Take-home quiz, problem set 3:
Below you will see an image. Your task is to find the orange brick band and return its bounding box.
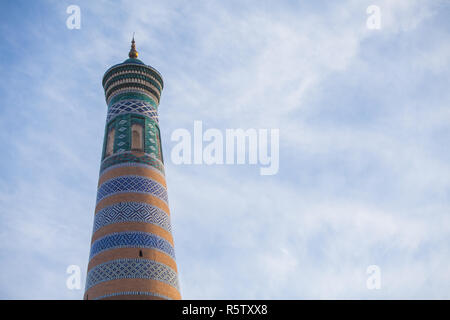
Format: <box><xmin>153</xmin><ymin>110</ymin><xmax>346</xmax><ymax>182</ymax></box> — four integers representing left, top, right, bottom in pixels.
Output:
<box><xmin>85</xmin><ymin>278</ymin><xmax>181</xmax><ymax>300</ymax></box>
<box><xmin>95</xmin><ymin>193</ymin><xmax>170</xmax><ymax>216</ymax></box>
<box><xmin>98</xmin><ymin>165</ymin><xmax>166</xmax><ymax>188</ymax></box>
<box><xmin>88</xmin><ymin>247</ymin><xmax>178</xmax><ymax>272</ymax></box>
<box><xmin>91</xmin><ymin>221</ymin><xmax>174</xmax><ymax>245</ymax></box>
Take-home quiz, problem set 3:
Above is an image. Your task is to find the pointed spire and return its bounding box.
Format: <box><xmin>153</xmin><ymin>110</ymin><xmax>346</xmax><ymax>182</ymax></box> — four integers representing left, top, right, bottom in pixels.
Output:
<box><xmin>129</xmin><ymin>33</ymin><xmax>138</xmax><ymax>59</ymax></box>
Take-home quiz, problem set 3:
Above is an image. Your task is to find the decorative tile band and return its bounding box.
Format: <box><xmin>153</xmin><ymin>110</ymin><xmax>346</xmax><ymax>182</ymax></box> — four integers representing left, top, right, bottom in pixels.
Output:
<box><xmin>105</xmin><ymin>82</ymin><xmax>160</xmax><ymax>103</ymax></box>
<box><xmin>106</xmin><ymin>85</ymin><xmax>160</xmax><ymax>105</ymax></box>
<box><xmin>89</xmin><ymin>231</ymin><xmax>175</xmax><ymax>260</ymax></box>
<box><xmin>107</xmin><ymin>91</ymin><xmax>159</xmax><ymax>108</ymax></box>
<box><xmin>86</xmin><ymin>258</ymin><xmax>179</xmax><ymax>291</ymax></box>
<box><xmin>93</xmin><ymin>202</ymin><xmax>172</xmax><ymax>234</ymax></box>
<box><xmin>100</xmin><ymin>151</ymin><xmax>165</xmax><ymax>174</ymax></box>
<box><xmin>103</xmin><ymin>70</ymin><xmax>163</xmax><ymax>93</ymax></box>
<box><xmin>107</xmin><ymin>99</ymin><xmax>158</xmax><ymax>123</ymax></box>
<box><xmin>105</xmin><ymin>77</ymin><xmax>161</xmax><ymax>98</ymax></box>
<box><xmin>96</xmin><ymin>175</ymin><xmax>168</xmax><ymax>204</ymax></box>
<box><xmin>93</xmin><ymin>291</ymin><xmax>171</xmax><ymax>300</ymax></box>
<box><xmin>103</xmin><ymin>65</ymin><xmax>164</xmax><ymax>90</ymax></box>
<box><xmin>104</xmin><ymin>74</ymin><xmax>162</xmax><ymax>95</ymax></box>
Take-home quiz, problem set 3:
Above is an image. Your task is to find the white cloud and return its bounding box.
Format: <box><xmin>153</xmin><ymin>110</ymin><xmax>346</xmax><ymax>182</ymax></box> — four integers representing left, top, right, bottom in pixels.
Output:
<box><xmin>0</xmin><ymin>0</ymin><xmax>449</xmax><ymax>299</ymax></box>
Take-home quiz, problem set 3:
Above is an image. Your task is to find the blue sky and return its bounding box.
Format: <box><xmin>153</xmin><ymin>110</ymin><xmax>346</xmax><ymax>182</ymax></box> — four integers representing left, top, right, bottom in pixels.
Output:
<box><xmin>0</xmin><ymin>0</ymin><xmax>449</xmax><ymax>299</ymax></box>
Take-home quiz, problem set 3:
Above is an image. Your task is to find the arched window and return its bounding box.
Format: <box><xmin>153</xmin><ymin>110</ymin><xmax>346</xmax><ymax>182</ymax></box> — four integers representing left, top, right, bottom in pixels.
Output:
<box><xmin>131</xmin><ymin>124</ymin><xmax>143</xmax><ymax>151</ymax></box>
<box><xmin>105</xmin><ymin>127</ymin><xmax>115</xmax><ymax>157</ymax></box>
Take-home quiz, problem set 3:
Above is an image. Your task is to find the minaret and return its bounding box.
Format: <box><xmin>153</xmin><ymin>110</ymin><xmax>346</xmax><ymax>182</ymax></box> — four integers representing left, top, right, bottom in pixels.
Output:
<box><xmin>84</xmin><ymin>38</ymin><xmax>181</xmax><ymax>300</ymax></box>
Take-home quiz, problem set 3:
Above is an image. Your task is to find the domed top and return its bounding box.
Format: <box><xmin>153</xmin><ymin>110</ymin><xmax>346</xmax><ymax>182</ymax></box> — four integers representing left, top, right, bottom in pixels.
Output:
<box><xmin>102</xmin><ymin>36</ymin><xmax>165</xmax><ymax>92</ymax></box>
<box><xmin>122</xmin><ymin>58</ymin><xmax>145</xmax><ymax>65</ymax></box>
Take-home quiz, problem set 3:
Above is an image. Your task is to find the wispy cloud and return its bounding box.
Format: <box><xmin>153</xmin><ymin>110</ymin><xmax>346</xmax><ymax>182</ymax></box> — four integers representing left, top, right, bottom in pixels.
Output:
<box><xmin>0</xmin><ymin>0</ymin><xmax>449</xmax><ymax>299</ymax></box>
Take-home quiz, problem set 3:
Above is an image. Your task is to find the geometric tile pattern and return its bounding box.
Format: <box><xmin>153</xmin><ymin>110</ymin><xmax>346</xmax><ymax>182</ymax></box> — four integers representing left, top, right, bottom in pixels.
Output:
<box><xmin>100</xmin><ymin>152</ymin><xmax>165</xmax><ymax>175</ymax></box>
<box><xmin>110</xmin><ymin>115</ymin><xmax>130</xmax><ymax>155</ymax></box>
<box><xmin>96</xmin><ymin>176</ymin><xmax>168</xmax><ymax>204</ymax></box>
<box><xmin>89</xmin><ymin>231</ymin><xmax>175</xmax><ymax>259</ymax></box>
<box><xmin>107</xmin><ymin>99</ymin><xmax>158</xmax><ymax>123</ymax></box>
<box><xmin>145</xmin><ymin>122</ymin><xmax>161</xmax><ymax>158</ymax></box>
<box><xmin>106</xmin><ymin>83</ymin><xmax>160</xmax><ymax>104</ymax></box>
<box><xmin>93</xmin><ymin>202</ymin><xmax>171</xmax><ymax>234</ymax></box>
<box><xmin>86</xmin><ymin>258</ymin><xmax>179</xmax><ymax>291</ymax></box>
<box><xmin>108</xmin><ymin>92</ymin><xmax>157</xmax><ymax>109</ymax></box>
<box><xmin>93</xmin><ymin>291</ymin><xmax>171</xmax><ymax>300</ymax></box>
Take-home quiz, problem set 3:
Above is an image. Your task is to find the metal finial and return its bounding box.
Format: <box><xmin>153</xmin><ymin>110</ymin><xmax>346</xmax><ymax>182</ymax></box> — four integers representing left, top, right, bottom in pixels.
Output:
<box><xmin>129</xmin><ymin>33</ymin><xmax>138</xmax><ymax>58</ymax></box>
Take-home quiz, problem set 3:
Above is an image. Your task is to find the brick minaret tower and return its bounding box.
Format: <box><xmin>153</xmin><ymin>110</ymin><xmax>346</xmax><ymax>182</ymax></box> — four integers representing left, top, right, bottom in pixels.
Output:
<box><xmin>84</xmin><ymin>38</ymin><xmax>181</xmax><ymax>300</ymax></box>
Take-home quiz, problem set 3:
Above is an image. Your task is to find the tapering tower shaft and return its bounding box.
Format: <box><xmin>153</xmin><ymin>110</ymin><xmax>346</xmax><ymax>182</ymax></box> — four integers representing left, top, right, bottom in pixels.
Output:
<box><xmin>84</xmin><ymin>40</ymin><xmax>181</xmax><ymax>300</ymax></box>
